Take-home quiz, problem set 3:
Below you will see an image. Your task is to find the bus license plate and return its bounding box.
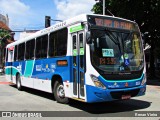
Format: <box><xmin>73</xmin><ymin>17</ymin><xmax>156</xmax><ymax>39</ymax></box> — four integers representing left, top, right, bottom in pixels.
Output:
<box><xmin>121</xmin><ymin>95</ymin><xmax>131</xmax><ymax>100</ymax></box>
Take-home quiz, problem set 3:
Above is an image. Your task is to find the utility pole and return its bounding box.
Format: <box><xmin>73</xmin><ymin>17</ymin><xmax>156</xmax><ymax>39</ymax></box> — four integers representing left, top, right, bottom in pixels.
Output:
<box><xmin>95</xmin><ymin>0</ymin><xmax>105</xmax><ymax>15</ymax></box>
<box><xmin>103</xmin><ymin>0</ymin><xmax>105</xmax><ymax>15</ymax></box>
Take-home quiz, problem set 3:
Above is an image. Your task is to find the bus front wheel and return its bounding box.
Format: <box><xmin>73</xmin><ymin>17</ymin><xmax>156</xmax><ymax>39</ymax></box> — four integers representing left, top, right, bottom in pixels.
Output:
<box><xmin>53</xmin><ymin>81</ymin><xmax>69</xmax><ymax>104</ymax></box>
<box><xmin>16</xmin><ymin>74</ymin><xmax>22</xmax><ymax>91</ymax></box>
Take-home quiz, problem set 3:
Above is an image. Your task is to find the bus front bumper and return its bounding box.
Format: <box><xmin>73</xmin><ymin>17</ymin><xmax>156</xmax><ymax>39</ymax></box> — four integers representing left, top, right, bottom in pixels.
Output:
<box><xmin>86</xmin><ymin>84</ymin><xmax>146</xmax><ymax>103</ymax></box>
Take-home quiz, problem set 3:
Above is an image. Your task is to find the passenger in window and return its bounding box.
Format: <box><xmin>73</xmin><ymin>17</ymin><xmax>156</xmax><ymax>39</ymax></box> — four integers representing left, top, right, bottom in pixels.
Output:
<box><xmin>132</xmin><ymin>34</ymin><xmax>141</xmax><ymax>66</ymax></box>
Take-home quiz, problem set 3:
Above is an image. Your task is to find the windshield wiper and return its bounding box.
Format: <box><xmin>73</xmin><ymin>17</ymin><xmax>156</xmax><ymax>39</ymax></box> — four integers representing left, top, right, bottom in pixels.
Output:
<box><xmin>106</xmin><ymin>29</ymin><xmax>119</xmax><ymax>45</ymax></box>
<box><xmin>123</xmin><ymin>31</ymin><xmax>132</xmax><ymax>42</ymax></box>
<box><xmin>105</xmin><ymin>29</ymin><xmax>122</xmax><ymax>55</ymax></box>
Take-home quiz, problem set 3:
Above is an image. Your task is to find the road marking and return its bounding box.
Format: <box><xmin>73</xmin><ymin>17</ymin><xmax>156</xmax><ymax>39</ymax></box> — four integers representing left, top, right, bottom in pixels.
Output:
<box><xmin>0</xmin><ymin>82</ymin><xmax>14</xmax><ymax>85</ymax></box>
<box><xmin>147</xmin><ymin>85</ymin><xmax>160</xmax><ymax>91</ymax></box>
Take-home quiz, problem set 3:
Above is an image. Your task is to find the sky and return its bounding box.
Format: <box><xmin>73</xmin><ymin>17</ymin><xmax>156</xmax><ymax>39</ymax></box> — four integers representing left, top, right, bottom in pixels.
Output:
<box><xmin>0</xmin><ymin>0</ymin><xmax>95</xmax><ymax>39</ymax></box>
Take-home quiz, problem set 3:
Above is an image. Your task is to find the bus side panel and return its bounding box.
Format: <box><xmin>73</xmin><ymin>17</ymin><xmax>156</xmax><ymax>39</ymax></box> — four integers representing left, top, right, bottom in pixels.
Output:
<box><xmin>12</xmin><ymin>61</ymin><xmax>26</xmax><ymax>84</ymax></box>
<box><xmin>32</xmin><ymin>56</ymin><xmax>72</xmax><ymax>93</ymax></box>
<box><xmin>21</xmin><ymin>60</ymin><xmax>34</xmax><ymax>88</ymax></box>
<box><xmin>5</xmin><ymin>62</ymin><xmax>12</xmax><ymax>82</ymax></box>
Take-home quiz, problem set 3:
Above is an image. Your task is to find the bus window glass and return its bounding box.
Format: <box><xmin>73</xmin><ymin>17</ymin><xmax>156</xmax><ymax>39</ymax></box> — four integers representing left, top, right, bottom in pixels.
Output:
<box><xmin>90</xmin><ymin>29</ymin><xmax>144</xmax><ymax>72</ymax></box>
<box><xmin>36</xmin><ymin>35</ymin><xmax>48</xmax><ymax>59</ymax></box>
<box><xmin>49</xmin><ymin>28</ymin><xmax>68</xmax><ymax>57</ymax></box>
<box><xmin>26</xmin><ymin>39</ymin><xmax>35</xmax><ymax>60</ymax></box>
<box><xmin>18</xmin><ymin>43</ymin><xmax>25</xmax><ymax>61</ymax></box>
<box><xmin>56</xmin><ymin>28</ymin><xmax>67</xmax><ymax>56</ymax></box>
<box><xmin>14</xmin><ymin>45</ymin><xmax>18</xmax><ymax>61</ymax></box>
<box><xmin>41</xmin><ymin>35</ymin><xmax>48</xmax><ymax>58</ymax></box>
<box><xmin>5</xmin><ymin>48</ymin><xmax>8</xmax><ymax>62</ymax></box>
<box><xmin>49</xmin><ymin>32</ymin><xmax>56</xmax><ymax>57</ymax></box>
<box><xmin>36</xmin><ymin>37</ymin><xmax>41</xmax><ymax>59</ymax></box>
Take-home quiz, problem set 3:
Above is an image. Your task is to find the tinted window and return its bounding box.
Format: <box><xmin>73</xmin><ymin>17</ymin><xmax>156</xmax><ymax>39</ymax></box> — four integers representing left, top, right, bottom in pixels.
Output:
<box><xmin>18</xmin><ymin>43</ymin><xmax>25</xmax><ymax>61</ymax></box>
<box><xmin>49</xmin><ymin>28</ymin><xmax>67</xmax><ymax>57</ymax></box>
<box><xmin>25</xmin><ymin>39</ymin><xmax>35</xmax><ymax>60</ymax></box>
<box><xmin>14</xmin><ymin>45</ymin><xmax>18</xmax><ymax>61</ymax></box>
<box><xmin>5</xmin><ymin>48</ymin><xmax>8</xmax><ymax>62</ymax></box>
<box><xmin>35</xmin><ymin>35</ymin><xmax>48</xmax><ymax>59</ymax></box>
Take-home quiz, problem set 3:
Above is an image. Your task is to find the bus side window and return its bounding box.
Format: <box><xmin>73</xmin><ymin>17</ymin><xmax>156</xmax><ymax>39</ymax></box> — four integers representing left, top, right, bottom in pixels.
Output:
<box><xmin>25</xmin><ymin>41</ymin><xmax>29</xmax><ymax>60</ymax></box>
<box><xmin>36</xmin><ymin>37</ymin><xmax>41</xmax><ymax>59</ymax></box>
<box><xmin>5</xmin><ymin>48</ymin><xmax>12</xmax><ymax>63</ymax></box>
<box><xmin>57</xmin><ymin>28</ymin><xmax>68</xmax><ymax>56</ymax></box>
<box><xmin>18</xmin><ymin>43</ymin><xmax>25</xmax><ymax>61</ymax></box>
<box><xmin>25</xmin><ymin>39</ymin><xmax>35</xmax><ymax>60</ymax></box>
<box><xmin>26</xmin><ymin>41</ymin><xmax>29</xmax><ymax>60</ymax></box>
<box><xmin>49</xmin><ymin>32</ymin><xmax>56</xmax><ymax>57</ymax></box>
<box><xmin>5</xmin><ymin>48</ymin><xmax>8</xmax><ymax>62</ymax></box>
<box><xmin>36</xmin><ymin>35</ymin><xmax>48</xmax><ymax>59</ymax></box>
<box><xmin>48</xmin><ymin>28</ymin><xmax>67</xmax><ymax>57</ymax></box>
<box><xmin>56</xmin><ymin>28</ymin><xmax>67</xmax><ymax>56</ymax></box>
<box><xmin>14</xmin><ymin>45</ymin><xmax>18</xmax><ymax>61</ymax></box>
<box><xmin>41</xmin><ymin>35</ymin><xmax>48</xmax><ymax>58</ymax></box>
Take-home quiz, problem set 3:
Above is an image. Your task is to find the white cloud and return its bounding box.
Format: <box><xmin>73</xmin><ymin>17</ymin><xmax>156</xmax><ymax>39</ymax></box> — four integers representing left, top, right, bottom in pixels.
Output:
<box><xmin>0</xmin><ymin>0</ymin><xmax>33</xmax><ymax>39</ymax></box>
<box><xmin>0</xmin><ymin>0</ymin><xmax>31</xmax><ymax>29</ymax></box>
<box><xmin>54</xmin><ymin>0</ymin><xmax>95</xmax><ymax>20</ymax></box>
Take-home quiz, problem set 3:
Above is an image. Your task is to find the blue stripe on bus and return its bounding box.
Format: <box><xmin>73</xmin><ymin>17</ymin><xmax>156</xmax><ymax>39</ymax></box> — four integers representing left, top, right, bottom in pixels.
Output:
<box><xmin>5</xmin><ymin>56</ymin><xmax>72</xmax><ymax>82</ymax></box>
<box><xmin>98</xmin><ymin>74</ymin><xmax>144</xmax><ymax>89</ymax></box>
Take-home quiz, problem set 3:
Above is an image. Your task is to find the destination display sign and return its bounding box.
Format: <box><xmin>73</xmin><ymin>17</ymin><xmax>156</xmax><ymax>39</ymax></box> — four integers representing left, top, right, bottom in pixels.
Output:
<box><xmin>88</xmin><ymin>15</ymin><xmax>138</xmax><ymax>31</ymax></box>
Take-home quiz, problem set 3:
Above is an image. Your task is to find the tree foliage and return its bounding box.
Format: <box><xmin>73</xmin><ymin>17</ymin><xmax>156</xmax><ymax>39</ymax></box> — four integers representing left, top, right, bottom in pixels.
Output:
<box><xmin>92</xmin><ymin>0</ymin><xmax>160</xmax><ymax>78</ymax></box>
<box><xmin>0</xmin><ymin>29</ymin><xmax>12</xmax><ymax>68</ymax></box>
<box><xmin>0</xmin><ymin>29</ymin><xmax>11</xmax><ymax>47</ymax></box>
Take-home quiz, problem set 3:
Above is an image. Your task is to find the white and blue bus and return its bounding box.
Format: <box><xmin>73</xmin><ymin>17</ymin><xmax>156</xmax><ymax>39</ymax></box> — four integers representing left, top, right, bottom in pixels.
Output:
<box><xmin>5</xmin><ymin>14</ymin><xmax>146</xmax><ymax>103</ymax></box>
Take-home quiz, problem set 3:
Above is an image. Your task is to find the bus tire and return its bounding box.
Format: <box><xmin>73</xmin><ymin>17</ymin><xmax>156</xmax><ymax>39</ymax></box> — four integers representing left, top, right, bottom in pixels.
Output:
<box><xmin>16</xmin><ymin>74</ymin><xmax>22</xmax><ymax>91</ymax></box>
<box><xmin>53</xmin><ymin>81</ymin><xmax>69</xmax><ymax>104</ymax></box>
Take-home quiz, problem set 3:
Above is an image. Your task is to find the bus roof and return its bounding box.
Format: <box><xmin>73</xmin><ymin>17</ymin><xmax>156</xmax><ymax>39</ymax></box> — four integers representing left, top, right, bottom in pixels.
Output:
<box><xmin>6</xmin><ymin>14</ymin><xmax>136</xmax><ymax>48</ymax></box>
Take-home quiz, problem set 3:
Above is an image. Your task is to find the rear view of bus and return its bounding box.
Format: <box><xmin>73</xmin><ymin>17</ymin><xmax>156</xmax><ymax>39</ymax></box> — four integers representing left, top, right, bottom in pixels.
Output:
<box><xmin>85</xmin><ymin>15</ymin><xmax>146</xmax><ymax>102</ymax></box>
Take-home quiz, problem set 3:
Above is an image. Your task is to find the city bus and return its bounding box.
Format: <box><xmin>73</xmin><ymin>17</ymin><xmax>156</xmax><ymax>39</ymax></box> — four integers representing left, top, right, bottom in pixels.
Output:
<box><xmin>5</xmin><ymin>14</ymin><xmax>146</xmax><ymax>103</ymax></box>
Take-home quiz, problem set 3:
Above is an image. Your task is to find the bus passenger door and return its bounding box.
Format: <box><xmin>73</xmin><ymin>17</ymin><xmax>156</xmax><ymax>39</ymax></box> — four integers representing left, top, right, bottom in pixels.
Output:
<box><xmin>8</xmin><ymin>50</ymin><xmax>13</xmax><ymax>81</ymax></box>
<box><xmin>72</xmin><ymin>31</ymin><xmax>85</xmax><ymax>100</ymax></box>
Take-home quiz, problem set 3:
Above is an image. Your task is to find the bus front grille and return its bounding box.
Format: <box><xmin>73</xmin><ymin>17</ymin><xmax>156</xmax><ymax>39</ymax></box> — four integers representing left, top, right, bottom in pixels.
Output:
<box><xmin>110</xmin><ymin>88</ymin><xmax>140</xmax><ymax>99</ymax></box>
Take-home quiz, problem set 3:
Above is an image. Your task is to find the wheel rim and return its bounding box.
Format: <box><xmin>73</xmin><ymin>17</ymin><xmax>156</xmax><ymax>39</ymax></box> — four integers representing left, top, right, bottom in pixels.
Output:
<box><xmin>57</xmin><ymin>84</ymin><xmax>65</xmax><ymax>98</ymax></box>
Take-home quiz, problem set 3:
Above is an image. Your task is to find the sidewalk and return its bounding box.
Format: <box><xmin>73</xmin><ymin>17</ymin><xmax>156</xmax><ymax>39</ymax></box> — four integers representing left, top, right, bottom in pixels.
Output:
<box><xmin>0</xmin><ymin>74</ymin><xmax>5</xmax><ymax>77</ymax></box>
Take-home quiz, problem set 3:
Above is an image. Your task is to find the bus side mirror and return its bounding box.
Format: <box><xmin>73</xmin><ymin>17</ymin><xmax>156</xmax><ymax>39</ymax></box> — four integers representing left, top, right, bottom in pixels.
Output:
<box><xmin>86</xmin><ymin>31</ymin><xmax>92</xmax><ymax>44</ymax></box>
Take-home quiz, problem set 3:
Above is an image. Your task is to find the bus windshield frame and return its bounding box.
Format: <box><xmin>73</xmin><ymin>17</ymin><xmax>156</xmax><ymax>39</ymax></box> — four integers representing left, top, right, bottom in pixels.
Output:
<box><xmin>87</xmin><ymin>15</ymin><xmax>144</xmax><ymax>79</ymax></box>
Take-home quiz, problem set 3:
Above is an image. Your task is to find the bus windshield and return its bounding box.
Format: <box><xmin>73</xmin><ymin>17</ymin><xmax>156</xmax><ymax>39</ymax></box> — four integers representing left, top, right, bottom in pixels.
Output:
<box><xmin>90</xmin><ymin>29</ymin><xmax>144</xmax><ymax>73</ymax></box>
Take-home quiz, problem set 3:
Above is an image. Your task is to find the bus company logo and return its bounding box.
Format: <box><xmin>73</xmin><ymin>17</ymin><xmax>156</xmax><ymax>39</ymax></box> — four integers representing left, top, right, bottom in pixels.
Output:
<box><xmin>17</xmin><ymin>64</ymin><xmax>22</xmax><ymax>72</ymax></box>
<box><xmin>125</xmin><ymin>82</ymin><xmax>129</xmax><ymax>87</ymax></box>
<box><xmin>50</xmin><ymin>64</ymin><xmax>56</xmax><ymax>69</ymax></box>
<box><xmin>46</xmin><ymin>64</ymin><xmax>48</xmax><ymax>68</ymax></box>
<box><xmin>36</xmin><ymin>65</ymin><xmax>42</xmax><ymax>71</ymax></box>
<box><xmin>108</xmin><ymin>82</ymin><xmax>119</xmax><ymax>88</ymax></box>
<box><xmin>114</xmin><ymin>82</ymin><xmax>117</xmax><ymax>86</ymax></box>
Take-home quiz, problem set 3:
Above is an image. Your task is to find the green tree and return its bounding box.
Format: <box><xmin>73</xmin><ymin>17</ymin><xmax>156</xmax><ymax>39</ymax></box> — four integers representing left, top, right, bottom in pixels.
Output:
<box><xmin>92</xmin><ymin>0</ymin><xmax>160</xmax><ymax>78</ymax></box>
<box><xmin>0</xmin><ymin>29</ymin><xmax>11</xmax><ymax>46</ymax></box>
<box><xmin>0</xmin><ymin>29</ymin><xmax>12</xmax><ymax>69</ymax></box>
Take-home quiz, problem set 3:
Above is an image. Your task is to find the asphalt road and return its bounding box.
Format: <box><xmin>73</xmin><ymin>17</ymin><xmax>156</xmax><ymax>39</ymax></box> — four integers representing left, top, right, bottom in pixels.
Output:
<box><xmin>0</xmin><ymin>75</ymin><xmax>160</xmax><ymax>120</ymax></box>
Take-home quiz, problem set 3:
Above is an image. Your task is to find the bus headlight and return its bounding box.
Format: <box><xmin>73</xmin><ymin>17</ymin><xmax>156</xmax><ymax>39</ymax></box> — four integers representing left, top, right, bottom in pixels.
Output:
<box><xmin>141</xmin><ymin>74</ymin><xmax>146</xmax><ymax>85</ymax></box>
<box><xmin>90</xmin><ymin>74</ymin><xmax>106</xmax><ymax>89</ymax></box>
